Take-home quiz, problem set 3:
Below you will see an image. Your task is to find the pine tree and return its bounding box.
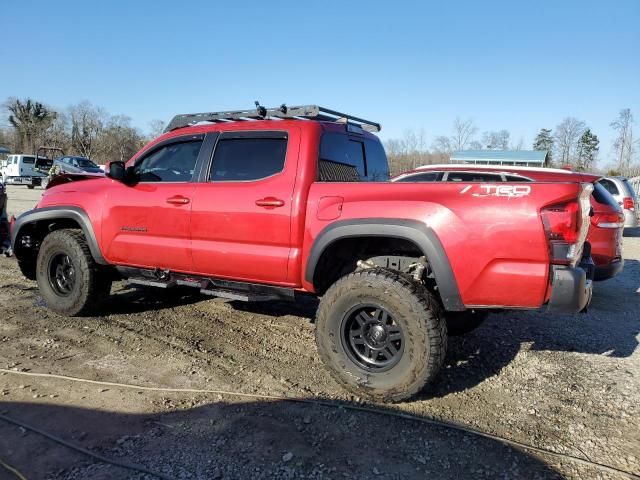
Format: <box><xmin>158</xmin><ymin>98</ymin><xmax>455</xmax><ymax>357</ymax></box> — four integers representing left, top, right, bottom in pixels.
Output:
<box><xmin>576</xmin><ymin>129</ymin><xmax>599</xmax><ymax>171</ymax></box>
<box><xmin>533</xmin><ymin>128</ymin><xmax>553</xmax><ymax>166</ymax></box>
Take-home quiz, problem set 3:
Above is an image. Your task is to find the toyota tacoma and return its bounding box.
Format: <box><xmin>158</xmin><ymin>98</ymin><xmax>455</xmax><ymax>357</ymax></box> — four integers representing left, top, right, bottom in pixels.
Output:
<box><xmin>11</xmin><ymin>104</ymin><xmax>594</xmax><ymax>402</ymax></box>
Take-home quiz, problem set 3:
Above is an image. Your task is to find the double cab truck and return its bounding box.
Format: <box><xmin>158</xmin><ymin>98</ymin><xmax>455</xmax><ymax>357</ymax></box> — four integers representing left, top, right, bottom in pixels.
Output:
<box><xmin>11</xmin><ymin>104</ymin><xmax>594</xmax><ymax>402</ymax></box>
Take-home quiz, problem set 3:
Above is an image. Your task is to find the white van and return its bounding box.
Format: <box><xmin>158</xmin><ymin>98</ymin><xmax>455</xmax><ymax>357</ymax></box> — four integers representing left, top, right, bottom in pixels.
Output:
<box><xmin>0</xmin><ymin>154</ymin><xmax>50</xmax><ymax>188</ymax></box>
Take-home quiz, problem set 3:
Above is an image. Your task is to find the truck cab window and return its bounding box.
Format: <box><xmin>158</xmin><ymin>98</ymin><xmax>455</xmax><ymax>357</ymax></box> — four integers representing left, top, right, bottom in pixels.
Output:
<box><xmin>134</xmin><ymin>139</ymin><xmax>202</xmax><ymax>182</ymax></box>
<box><xmin>209</xmin><ymin>137</ymin><xmax>287</xmax><ymax>182</ymax></box>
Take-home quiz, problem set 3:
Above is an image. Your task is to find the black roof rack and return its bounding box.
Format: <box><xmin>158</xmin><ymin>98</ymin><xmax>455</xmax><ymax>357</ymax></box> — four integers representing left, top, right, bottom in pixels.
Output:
<box><xmin>164</xmin><ymin>103</ymin><xmax>381</xmax><ymax>133</ymax></box>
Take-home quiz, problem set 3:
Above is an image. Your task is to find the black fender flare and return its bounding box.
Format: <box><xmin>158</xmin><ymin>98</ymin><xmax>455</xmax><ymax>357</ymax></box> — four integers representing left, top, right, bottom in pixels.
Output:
<box><xmin>11</xmin><ymin>206</ymin><xmax>107</xmax><ymax>264</ymax></box>
<box><xmin>305</xmin><ymin>218</ymin><xmax>465</xmax><ymax>311</ymax></box>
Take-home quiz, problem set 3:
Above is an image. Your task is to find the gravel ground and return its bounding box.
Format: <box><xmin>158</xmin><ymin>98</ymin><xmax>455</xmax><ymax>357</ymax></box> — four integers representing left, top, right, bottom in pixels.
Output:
<box><xmin>0</xmin><ymin>185</ymin><xmax>638</xmax><ymax>479</ymax></box>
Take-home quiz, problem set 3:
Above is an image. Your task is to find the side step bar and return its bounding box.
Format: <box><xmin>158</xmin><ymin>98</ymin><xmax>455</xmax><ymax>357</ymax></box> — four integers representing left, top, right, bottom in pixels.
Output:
<box><xmin>120</xmin><ymin>267</ymin><xmax>295</xmax><ymax>302</ymax></box>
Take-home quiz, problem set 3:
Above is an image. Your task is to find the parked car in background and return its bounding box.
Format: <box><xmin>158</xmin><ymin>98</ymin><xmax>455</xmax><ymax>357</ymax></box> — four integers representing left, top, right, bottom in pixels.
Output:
<box><xmin>599</xmin><ymin>176</ymin><xmax>638</xmax><ymax>228</ymax></box>
<box><xmin>54</xmin><ymin>156</ymin><xmax>104</xmax><ymax>174</ymax></box>
<box><xmin>394</xmin><ymin>165</ymin><xmax>624</xmax><ymax>282</ymax></box>
<box><xmin>1</xmin><ymin>154</ymin><xmax>50</xmax><ymax>188</ymax></box>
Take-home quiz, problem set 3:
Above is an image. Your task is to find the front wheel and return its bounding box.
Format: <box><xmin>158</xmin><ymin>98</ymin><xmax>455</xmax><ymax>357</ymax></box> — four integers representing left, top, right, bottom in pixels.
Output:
<box><xmin>315</xmin><ymin>268</ymin><xmax>447</xmax><ymax>403</ymax></box>
<box><xmin>36</xmin><ymin>229</ymin><xmax>111</xmax><ymax>316</ymax></box>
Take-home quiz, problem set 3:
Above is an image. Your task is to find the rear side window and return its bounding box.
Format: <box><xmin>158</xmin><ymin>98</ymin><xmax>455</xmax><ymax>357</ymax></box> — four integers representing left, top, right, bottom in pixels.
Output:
<box><xmin>364</xmin><ymin>138</ymin><xmax>390</xmax><ymax>181</ymax></box>
<box><xmin>396</xmin><ymin>172</ymin><xmax>443</xmax><ymax>182</ymax></box>
<box><xmin>22</xmin><ymin>156</ymin><xmax>35</xmax><ymax>164</ymax></box>
<box><xmin>318</xmin><ymin>133</ymin><xmax>389</xmax><ymax>182</ymax></box>
<box><xmin>445</xmin><ymin>172</ymin><xmax>503</xmax><ymax>182</ymax></box>
<box><xmin>593</xmin><ymin>182</ymin><xmax>621</xmax><ymax>208</ymax></box>
<box><xmin>210</xmin><ymin>136</ymin><xmax>287</xmax><ymax>182</ymax></box>
<box><xmin>599</xmin><ymin>178</ymin><xmax>620</xmax><ymax>196</ymax></box>
<box><xmin>135</xmin><ymin>139</ymin><xmax>203</xmax><ymax>182</ymax></box>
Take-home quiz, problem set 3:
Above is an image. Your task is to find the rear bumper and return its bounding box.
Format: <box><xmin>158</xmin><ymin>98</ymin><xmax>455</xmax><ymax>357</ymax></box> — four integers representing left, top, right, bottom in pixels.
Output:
<box><xmin>547</xmin><ymin>265</ymin><xmax>593</xmax><ymax>313</ymax></box>
<box><xmin>5</xmin><ymin>176</ymin><xmax>33</xmax><ymax>185</ymax></box>
<box><xmin>594</xmin><ymin>259</ymin><xmax>624</xmax><ymax>281</ymax></box>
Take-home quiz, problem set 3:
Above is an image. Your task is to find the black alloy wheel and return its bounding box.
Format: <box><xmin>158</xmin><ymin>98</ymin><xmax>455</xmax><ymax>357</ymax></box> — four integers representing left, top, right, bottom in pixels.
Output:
<box><xmin>341</xmin><ymin>304</ymin><xmax>404</xmax><ymax>372</ymax></box>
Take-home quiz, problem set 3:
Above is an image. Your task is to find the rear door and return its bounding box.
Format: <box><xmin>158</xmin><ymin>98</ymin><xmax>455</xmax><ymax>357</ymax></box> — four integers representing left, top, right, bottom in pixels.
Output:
<box><xmin>190</xmin><ymin>129</ymin><xmax>300</xmax><ymax>284</ymax></box>
<box><xmin>101</xmin><ymin>134</ymin><xmax>205</xmax><ymax>272</ymax></box>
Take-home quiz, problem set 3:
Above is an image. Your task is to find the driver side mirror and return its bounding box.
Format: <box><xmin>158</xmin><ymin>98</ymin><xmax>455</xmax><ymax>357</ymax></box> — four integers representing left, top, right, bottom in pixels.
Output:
<box><xmin>106</xmin><ymin>161</ymin><xmax>126</xmax><ymax>181</ymax></box>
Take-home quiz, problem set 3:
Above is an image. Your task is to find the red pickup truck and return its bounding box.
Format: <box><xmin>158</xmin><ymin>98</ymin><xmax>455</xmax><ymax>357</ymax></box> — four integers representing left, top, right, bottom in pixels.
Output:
<box><xmin>11</xmin><ymin>105</ymin><xmax>594</xmax><ymax>402</ymax></box>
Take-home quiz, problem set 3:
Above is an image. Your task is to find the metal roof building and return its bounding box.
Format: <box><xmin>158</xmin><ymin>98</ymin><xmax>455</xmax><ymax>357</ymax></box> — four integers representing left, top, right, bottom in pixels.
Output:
<box><xmin>450</xmin><ymin>150</ymin><xmax>548</xmax><ymax>167</ymax></box>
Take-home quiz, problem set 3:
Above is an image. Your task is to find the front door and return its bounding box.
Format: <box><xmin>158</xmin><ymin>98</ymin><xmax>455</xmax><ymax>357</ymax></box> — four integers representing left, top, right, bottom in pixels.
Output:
<box><xmin>190</xmin><ymin>129</ymin><xmax>299</xmax><ymax>284</ymax></box>
<box><xmin>101</xmin><ymin>134</ymin><xmax>205</xmax><ymax>272</ymax></box>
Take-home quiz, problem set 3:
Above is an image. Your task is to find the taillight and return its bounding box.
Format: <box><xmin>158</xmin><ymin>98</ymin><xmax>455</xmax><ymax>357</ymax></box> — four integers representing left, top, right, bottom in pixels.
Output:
<box><xmin>542</xmin><ymin>202</ymin><xmax>579</xmax><ymax>243</ymax></box>
<box><xmin>541</xmin><ymin>184</ymin><xmax>593</xmax><ymax>266</ymax></box>
<box><xmin>591</xmin><ymin>212</ymin><xmax>624</xmax><ymax>229</ymax></box>
<box><xmin>623</xmin><ymin>197</ymin><xmax>634</xmax><ymax>210</ymax></box>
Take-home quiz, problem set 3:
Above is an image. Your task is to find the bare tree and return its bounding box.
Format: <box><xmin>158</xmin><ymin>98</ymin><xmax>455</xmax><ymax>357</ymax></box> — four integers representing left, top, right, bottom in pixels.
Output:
<box><xmin>482</xmin><ymin>130</ymin><xmax>510</xmax><ymax>149</ymax></box>
<box><xmin>148</xmin><ymin>119</ymin><xmax>166</xmax><ymax>140</ymax></box>
<box><xmin>385</xmin><ymin>128</ymin><xmax>440</xmax><ymax>175</ymax></box>
<box><xmin>42</xmin><ymin>112</ymin><xmax>71</xmax><ymax>151</ymax></box>
<box><xmin>6</xmin><ymin>98</ymin><xmax>56</xmax><ymax>153</ymax></box>
<box><xmin>69</xmin><ymin>101</ymin><xmax>106</xmax><ymax>159</ymax></box>
<box><xmin>450</xmin><ymin>117</ymin><xmax>477</xmax><ymax>151</ymax></box>
<box><xmin>431</xmin><ymin>135</ymin><xmax>452</xmax><ymax>154</ymax></box>
<box><xmin>99</xmin><ymin>115</ymin><xmax>144</xmax><ymax>162</ymax></box>
<box><xmin>553</xmin><ymin>117</ymin><xmax>586</xmax><ymax>166</ymax></box>
<box><xmin>512</xmin><ymin>137</ymin><xmax>524</xmax><ymax>151</ymax></box>
<box><xmin>610</xmin><ymin>108</ymin><xmax>635</xmax><ymax>172</ymax></box>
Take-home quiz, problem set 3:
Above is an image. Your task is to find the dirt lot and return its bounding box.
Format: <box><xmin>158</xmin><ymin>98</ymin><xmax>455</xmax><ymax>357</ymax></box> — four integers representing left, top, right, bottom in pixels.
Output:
<box><xmin>0</xmin><ymin>185</ymin><xmax>638</xmax><ymax>479</ymax></box>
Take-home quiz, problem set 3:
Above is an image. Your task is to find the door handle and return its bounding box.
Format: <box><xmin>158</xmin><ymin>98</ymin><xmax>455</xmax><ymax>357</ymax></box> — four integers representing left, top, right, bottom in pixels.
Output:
<box><xmin>255</xmin><ymin>197</ymin><xmax>285</xmax><ymax>208</ymax></box>
<box><xmin>166</xmin><ymin>196</ymin><xmax>190</xmax><ymax>205</ymax></box>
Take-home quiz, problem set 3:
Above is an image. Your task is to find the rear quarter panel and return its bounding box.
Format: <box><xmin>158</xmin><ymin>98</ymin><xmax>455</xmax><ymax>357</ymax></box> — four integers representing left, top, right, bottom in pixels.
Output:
<box><xmin>303</xmin><ymin>181</ymin><xmax>582</xmax><ymax>308</ymax></box>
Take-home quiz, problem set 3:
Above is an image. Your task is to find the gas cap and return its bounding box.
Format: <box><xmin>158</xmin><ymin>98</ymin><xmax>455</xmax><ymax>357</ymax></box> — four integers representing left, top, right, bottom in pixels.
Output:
<box><xmin>317</xmin><ymin>196</ymin><xmax>344</xmax><ymax>221</ymax></box>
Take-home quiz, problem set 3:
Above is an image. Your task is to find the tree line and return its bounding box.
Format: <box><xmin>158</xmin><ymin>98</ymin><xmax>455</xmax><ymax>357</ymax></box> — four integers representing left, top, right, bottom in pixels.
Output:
<box><xmin>385</xmin><ymin>109</ymin><xmax>637</xmax><ymax>177</ymax></box>
<box><xmin>1</xmin><ymin>97</ymin><xmax>636</xmax><ymax>178</ymax></box>
<box><xmin>0</xmin><ymin>98</ymin><xmax>165</xmax><ymax>164</ymax></box>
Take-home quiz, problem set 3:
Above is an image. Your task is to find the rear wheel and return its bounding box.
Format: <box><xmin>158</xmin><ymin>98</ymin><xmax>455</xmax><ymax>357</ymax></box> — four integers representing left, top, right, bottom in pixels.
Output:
<box><xmin>315</xmin><ymin>268</ymin><xmax>447</xmax><ymax>402</ymax></box>
<box><xmin>27</xmin><ymin>185</ymin><xmax>35</xmax><ymax>190</ymax></box>
<box><xmin>36</xmin><ymin>229</ymin><xmax>111</xmax><ymax>316</ymax></box>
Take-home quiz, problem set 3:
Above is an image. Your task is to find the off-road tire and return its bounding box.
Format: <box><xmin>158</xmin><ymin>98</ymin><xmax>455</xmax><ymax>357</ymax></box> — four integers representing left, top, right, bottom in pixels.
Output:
<box><xmin>36</xmin><ymin>229</ymin><xmax>111</xmax><ymax>316</ymax></box>
<box><xmin>445</xmin><ymin>310</ymin><xmax>488</xmax><ymax>336</ymax></box>
<box><xmin>18</xmin><ymin>258</ymin><xmax>37</xmax><ymax>281</ymax></box>
<box><xmin>315</xmin><ymin>268</ymin><xmax>447</xmax><ymax>403</ymax></box>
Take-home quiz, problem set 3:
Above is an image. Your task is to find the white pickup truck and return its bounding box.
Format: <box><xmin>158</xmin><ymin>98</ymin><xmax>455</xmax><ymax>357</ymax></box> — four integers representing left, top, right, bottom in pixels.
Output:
<box><xmin>1</xmin><ymin>154</ymin><xmax>51</xmax><ymax>188</ymax></box>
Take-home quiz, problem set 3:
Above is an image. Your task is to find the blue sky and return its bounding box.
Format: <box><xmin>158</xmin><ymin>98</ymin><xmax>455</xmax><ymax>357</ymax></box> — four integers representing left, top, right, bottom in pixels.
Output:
<box><xmin>1</xmin><ymin>0</ymin><xmax>638</xmax><ymax>163</ymax></box>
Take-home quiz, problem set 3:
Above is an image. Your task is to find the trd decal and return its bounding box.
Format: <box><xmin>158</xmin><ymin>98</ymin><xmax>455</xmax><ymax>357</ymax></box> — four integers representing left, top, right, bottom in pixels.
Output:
<box><xmin>460</xmin><ymin>185</ymin><xmax>531</xmax><ymax>198</ymax></box>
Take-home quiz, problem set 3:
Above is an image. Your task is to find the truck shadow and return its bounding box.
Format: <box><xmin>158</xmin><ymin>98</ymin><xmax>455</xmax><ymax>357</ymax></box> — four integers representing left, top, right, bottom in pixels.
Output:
<box><xmin>0</xmin><ymin>399</ymin><xmax>562</xmax><ymax>479</ymax></box>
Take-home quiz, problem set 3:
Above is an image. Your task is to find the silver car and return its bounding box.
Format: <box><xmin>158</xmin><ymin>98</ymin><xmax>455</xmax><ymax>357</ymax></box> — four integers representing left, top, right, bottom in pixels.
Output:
<box><xmin>599</xmin><ymin>177</ymin><xmax>639</xmax><ymax>228</ymax></box>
